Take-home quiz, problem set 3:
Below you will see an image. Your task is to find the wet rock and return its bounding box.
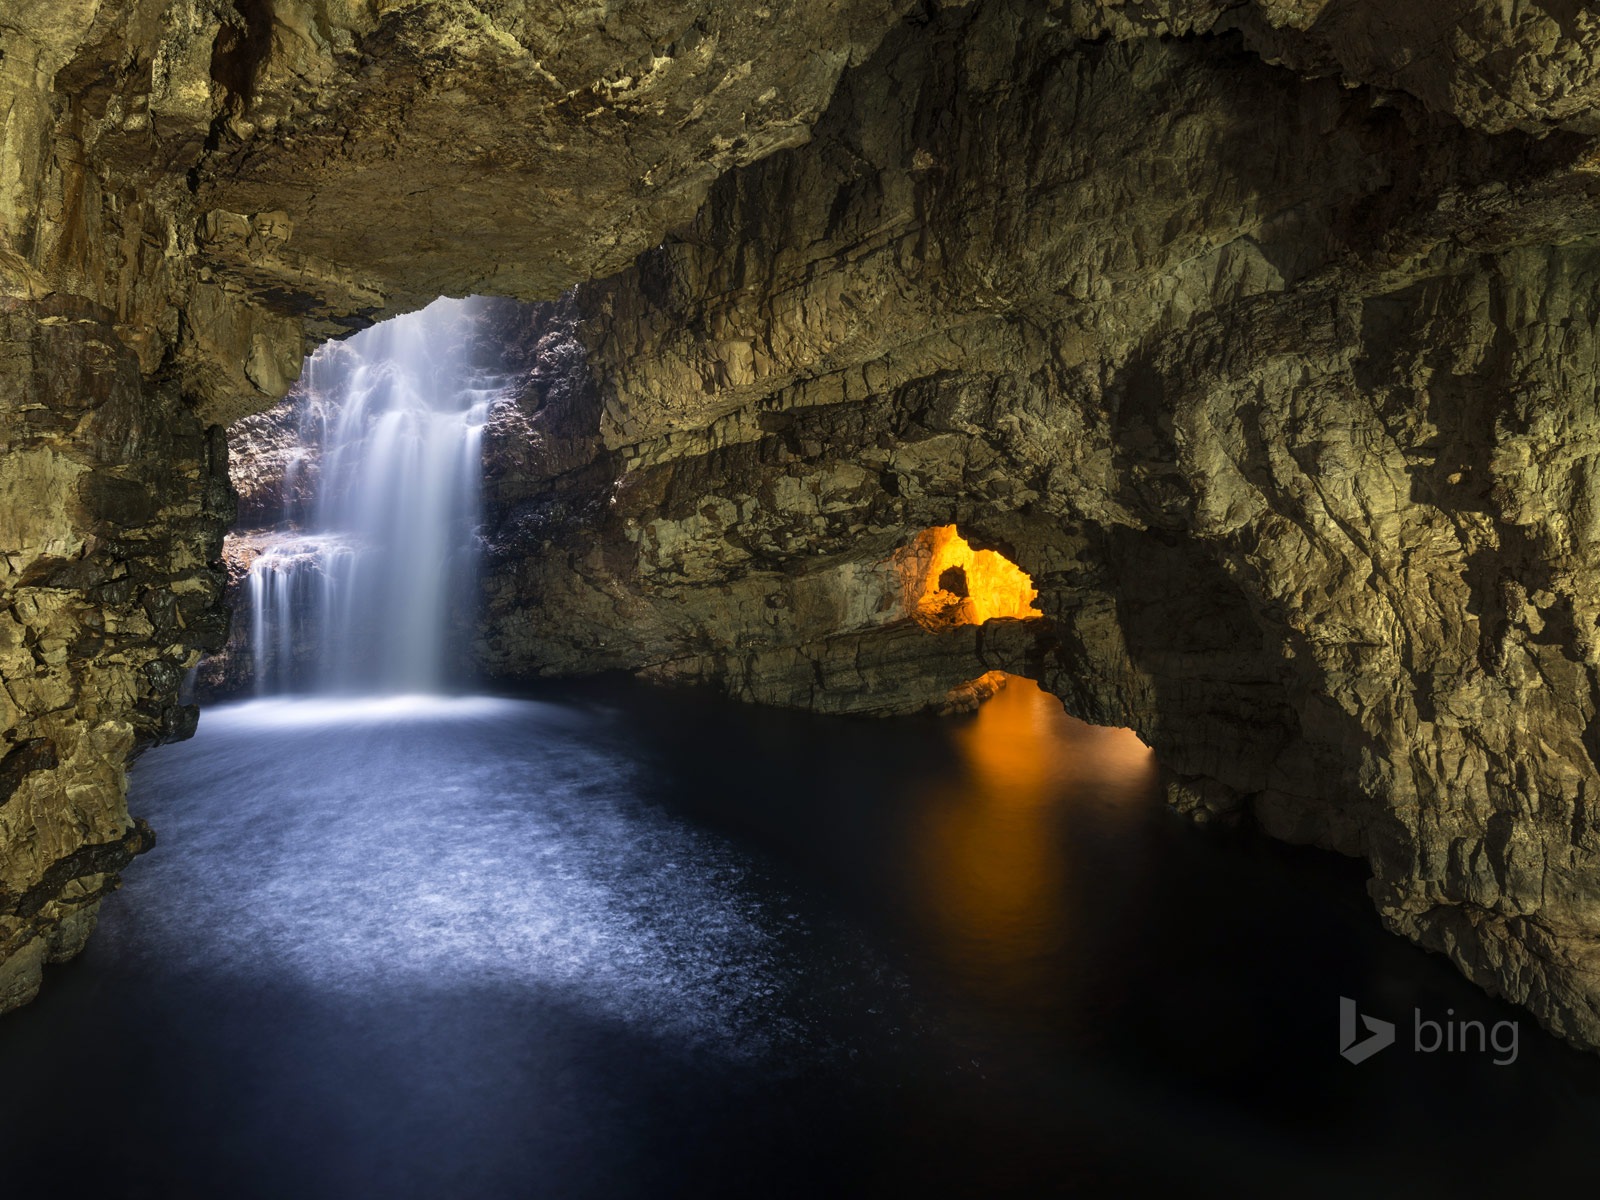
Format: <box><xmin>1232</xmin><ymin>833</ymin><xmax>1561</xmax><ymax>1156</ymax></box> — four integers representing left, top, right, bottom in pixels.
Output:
<box><xmin>470</xmin><ymin>3</ymin><xmax>1600</xmax><ymax>1050</ymax></box>
<box><xmin>13</xmin><ymin>0</ymin><xmax>1600</xmax><ymax>1052</ymax></box>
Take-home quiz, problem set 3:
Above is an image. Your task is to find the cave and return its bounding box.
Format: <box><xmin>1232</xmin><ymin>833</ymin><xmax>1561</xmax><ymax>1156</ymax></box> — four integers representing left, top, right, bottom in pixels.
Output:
<box><xmin>904</xmin><ymin>524</ymin><xmax>1044</xmax><ymax>629</ymax></box>
<box><xmin>5</xmin><ymin>1</ymin><xmax>1600</xmax><ymax>1194</ymax></box>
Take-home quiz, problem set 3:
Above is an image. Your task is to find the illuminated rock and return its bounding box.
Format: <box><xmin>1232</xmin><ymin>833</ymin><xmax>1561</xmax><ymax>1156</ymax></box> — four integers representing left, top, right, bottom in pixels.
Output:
<box><xmin>905</xmin><ymin>526</ymin><xmax>1043</xmax><ymax>630</ymax></box>
<box><xmin>9</xmin><ymin>0</ymin><xmax>1600</xmax><ymax>1055</ymax></box>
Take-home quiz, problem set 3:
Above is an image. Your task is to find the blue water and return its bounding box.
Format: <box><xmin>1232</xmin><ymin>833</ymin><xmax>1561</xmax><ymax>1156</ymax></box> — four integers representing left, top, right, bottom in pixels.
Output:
<box><xmin>1</xmin><ymin>677</ymin><xmax>1595</xmax><ymax>1196</ymax></box>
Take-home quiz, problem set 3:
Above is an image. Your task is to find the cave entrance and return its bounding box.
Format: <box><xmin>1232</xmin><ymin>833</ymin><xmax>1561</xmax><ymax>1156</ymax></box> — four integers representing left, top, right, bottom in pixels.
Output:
<box><xmin>884</xmin><ymin>525</ymin><xmax>1049</xmax><ymax>714</ymax></box>
<box><xmin>903</xmin><ymin>525</ymin><xmax>1043</xmax><ymax>631</ymax></box>
<box><xmin>203</xmin><ymin>296</ymin><xmax>502</xmax><ymax>700</ymax></box>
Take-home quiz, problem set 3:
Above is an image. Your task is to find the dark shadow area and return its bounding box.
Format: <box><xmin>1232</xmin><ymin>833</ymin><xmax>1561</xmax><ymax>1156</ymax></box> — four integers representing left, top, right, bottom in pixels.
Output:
<box><xmin>210</xmin><ymin>0</ymin><xmax>276</xmax><ymax>110</ymax></box>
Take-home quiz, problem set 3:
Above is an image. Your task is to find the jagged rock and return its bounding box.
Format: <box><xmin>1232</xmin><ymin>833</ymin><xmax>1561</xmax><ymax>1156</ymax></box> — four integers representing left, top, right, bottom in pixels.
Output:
<box><xmin>11</xmin><ymin>0</ymin><xmax>1600</xmax><ymax>1056</ymax></box>
<box><xmin>1162</xmin><ymin>768</ymin><xmax>1247</xmax><ymax>826</ymax></box>
<box><xmin>473</xmin><ymin>2</ymin><xmax>1600</xmax><ymax>1050</ymax></box>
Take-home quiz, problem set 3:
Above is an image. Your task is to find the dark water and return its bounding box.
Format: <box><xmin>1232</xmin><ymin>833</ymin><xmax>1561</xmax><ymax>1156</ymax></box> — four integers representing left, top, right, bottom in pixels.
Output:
<box><xmin>2</xmin><ymin>677</ymin><xmax>1596</xmax><ymax>1197</ymax></box>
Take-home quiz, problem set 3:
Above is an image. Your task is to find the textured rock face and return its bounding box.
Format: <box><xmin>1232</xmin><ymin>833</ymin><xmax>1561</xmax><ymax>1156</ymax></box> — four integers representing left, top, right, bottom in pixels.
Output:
<box><xmin>0</xmin><ymin>296</ymin><xmax>228</xmax><ymax>1008</ymax></box>
<box><xmin>0</xmin><ymin>0</ymin><xmax>912</xmax><ymax>1009</ymax></box>
<box><xmin>473</xmin><ymin>3</ymin><xmax>1600</xmax><ymax>1048</ymax></box>
<box><xmin>12</xmin><ymin>0</ymin><xmax>1600</xmax><ymax>1052</ymax></box>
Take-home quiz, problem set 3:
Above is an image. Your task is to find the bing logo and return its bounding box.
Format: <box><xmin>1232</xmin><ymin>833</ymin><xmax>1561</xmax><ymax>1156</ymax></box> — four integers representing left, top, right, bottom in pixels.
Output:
<box><xmin>1338</xmin><ymin>996</ymin><xmax>1518</xmax><ymax>1066</ymax></box>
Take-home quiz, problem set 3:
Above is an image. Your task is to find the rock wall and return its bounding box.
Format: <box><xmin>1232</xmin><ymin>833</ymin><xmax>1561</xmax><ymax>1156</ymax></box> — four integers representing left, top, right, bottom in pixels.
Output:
<box><xmin>475</xmin><ymin>3</ymin><xmax>1600</xmax><ymax>1047</ymax></box>
<box><xmin>0</xmin><ymin>0</ymin><xmax>911</xmax><ymax>1010</ymax></box>
<box><xmin>0</xmin><ymin>296</ymin><xmax>228</xmax><ymax>1009</ymax></box>
<box><xmin>11</xmin><ymin>0</ymin><xmax>1600</xmax><ymax>1050</ymax></box>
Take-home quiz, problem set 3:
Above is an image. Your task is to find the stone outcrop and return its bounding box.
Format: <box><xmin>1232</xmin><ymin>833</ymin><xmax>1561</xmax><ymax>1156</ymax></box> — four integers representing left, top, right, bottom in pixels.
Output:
<box><xmin>0</xmin><ymin>0</ymin><xmax>913</xmax><ymax>1011</ymax></box>
<box><xmin>474</xmin><ymin>3</ymin><xmax>1600</xmax><ymax>1048</ymax></box>
<box><xmin>11</xmin><ymin>0</ymin><xmax>1600</xmax><ymax>1054</ymax></box>
<box><xmin>0</xmin><ymin>295</ymin><xmax>230</xmax><ymax>1008</ymax></box>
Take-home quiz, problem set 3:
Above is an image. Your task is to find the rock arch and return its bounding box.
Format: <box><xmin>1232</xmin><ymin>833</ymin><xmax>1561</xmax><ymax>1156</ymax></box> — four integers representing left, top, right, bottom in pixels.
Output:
<box><xmin>6</xmin><ymin>0</ymin><xmax>1600</xmax><ymax>1055</ymax></box>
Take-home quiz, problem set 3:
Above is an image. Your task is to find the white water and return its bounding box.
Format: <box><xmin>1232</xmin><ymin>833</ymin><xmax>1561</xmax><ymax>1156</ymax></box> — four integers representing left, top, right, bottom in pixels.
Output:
<box><xmin>245</xmin><ymin>297</ymin><xmax>498</xmax><ymax>693</ymax></box>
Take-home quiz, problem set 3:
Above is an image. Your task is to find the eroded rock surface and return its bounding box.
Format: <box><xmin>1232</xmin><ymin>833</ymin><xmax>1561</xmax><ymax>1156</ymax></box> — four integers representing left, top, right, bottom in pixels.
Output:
<box><xmin>473</xmin><ymin>3</ymin><xmax>1600</xmax><ymax>1047</ymax></box>
<box><xmin>10</xmin><ymin>0</ymin><xmax>1600</xmax><ymax>1051</ymax></box>
<box><xmin>0</xmin><ymin>296</ymin><xmax>228</xmax><ymax>1008</ymax></box>
<box><xmin>0</xmin><ymin>0</ymin><xmax>911</xmax><ymax>1010</ymax></box>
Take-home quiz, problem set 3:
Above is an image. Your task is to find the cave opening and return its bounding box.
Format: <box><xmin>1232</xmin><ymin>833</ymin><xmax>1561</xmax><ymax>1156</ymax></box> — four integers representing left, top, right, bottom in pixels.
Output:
<box><xmin>11</xmin><ymin>0</ymin><xmax>1600</xmax><ymax>1189</ymax></box>
<box><xmin>208</xmin><ymin>296</ymin><xmax>502</xmax><ymax>698</ymax></box>
<box><xmin>905</xmin><ymin>524</ymin><xmax>1044</xmax><ymax>631</ymax></box>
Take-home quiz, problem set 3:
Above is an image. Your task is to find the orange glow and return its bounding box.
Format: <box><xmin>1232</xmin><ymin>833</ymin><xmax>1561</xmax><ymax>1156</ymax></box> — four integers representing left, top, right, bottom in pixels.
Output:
<box><xmin>912</xmin><ymin>676</ymin><xmax>1157</xmax><ymax>1002</ymax></box>
<box><xmin>906</xmin><ymin>525</ymin><xmax>1042</xmax><ymax>629</ymax></box>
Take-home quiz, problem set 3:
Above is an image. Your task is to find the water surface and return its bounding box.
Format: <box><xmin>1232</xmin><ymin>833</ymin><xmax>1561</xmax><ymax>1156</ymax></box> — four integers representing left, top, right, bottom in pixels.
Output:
<box><xmin>1</xmin><ymin>678</ymin><xmax>1595</xmax><ymax>1196</ymax></box>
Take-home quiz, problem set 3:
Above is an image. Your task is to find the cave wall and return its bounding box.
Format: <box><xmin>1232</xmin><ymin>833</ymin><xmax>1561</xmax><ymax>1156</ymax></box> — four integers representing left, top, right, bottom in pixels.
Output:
<box><xmin>9</xmin><ymin>0</ymin><xmax>1600</xmax><ymax>1048</ymax></box>
<box><xmin>0</xmin><ymin>0</ymin><xmax>914</xmax><ymax>1010</ymax></box>
<box><xmin>475</xmin><ymin>3</ymin><xmax>1600</xmax><ymax>1047</ymax></box>
<box><xmin>0</xmin><ymin>296</ymin><xmax>227</xmax><ymax>1009</ymax></box>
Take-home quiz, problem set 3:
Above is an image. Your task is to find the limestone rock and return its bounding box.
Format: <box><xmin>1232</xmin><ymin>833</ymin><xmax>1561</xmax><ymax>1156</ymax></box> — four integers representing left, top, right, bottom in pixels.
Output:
<box><xmin>471</xmin><ymin>3</ymin><xmax>1600</xmax><ymax>1051</ymax></box>
<box><xmin>13</xmin><ymin>0</ymin><xmax>1600</xmax><ymax>1055</ymax></box>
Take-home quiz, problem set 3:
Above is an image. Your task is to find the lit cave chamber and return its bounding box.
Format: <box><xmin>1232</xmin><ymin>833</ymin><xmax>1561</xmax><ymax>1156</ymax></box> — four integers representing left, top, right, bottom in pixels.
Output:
<box><xmin>5</xmin><ymin>1</ymin><xmax>1600</xmax><ymax>1196</ymax></box>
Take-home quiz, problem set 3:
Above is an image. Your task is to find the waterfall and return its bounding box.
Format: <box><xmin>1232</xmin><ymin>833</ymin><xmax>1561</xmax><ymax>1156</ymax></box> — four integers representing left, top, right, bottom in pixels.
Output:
<box><xmin>245</xmin><ymin>297</ymin><xmax>497</xmax><ymax>694</ymax></box>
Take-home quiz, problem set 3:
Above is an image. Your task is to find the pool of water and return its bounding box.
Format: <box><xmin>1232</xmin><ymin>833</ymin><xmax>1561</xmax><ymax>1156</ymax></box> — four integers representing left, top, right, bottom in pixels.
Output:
<box><xmin>1</xmin><ymin>677</ymin><xmax>1596</xmax><ymax>1196</ymax></box>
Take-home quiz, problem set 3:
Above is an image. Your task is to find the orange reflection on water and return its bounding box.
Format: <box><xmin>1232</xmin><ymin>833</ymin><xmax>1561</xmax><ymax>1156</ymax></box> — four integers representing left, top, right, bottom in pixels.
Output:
<box><xmin>914</xmin><ymin>675</ymin><xmax>1156</xmax><ymax>1003</ymax></box>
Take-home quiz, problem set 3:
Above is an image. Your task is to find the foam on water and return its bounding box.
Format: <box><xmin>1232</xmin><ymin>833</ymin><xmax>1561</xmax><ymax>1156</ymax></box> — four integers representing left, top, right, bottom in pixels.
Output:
<box><xmin>132</xmin><ymin>696</ymin><xmax>796</xmax><ymax>1058</ymax></box>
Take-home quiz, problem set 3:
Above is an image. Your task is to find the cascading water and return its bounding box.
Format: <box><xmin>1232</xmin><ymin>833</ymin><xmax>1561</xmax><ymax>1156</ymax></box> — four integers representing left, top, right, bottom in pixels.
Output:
<box><xmin>245</xmin><ymin>296</ymin><xmax>498</xmax><ymax>694</ymax></box>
